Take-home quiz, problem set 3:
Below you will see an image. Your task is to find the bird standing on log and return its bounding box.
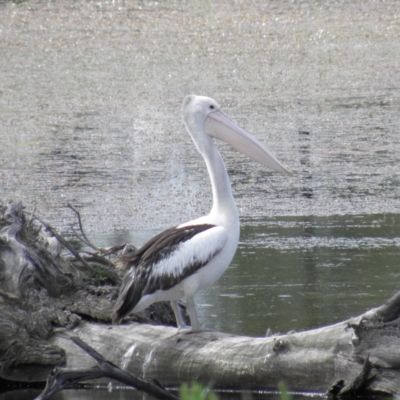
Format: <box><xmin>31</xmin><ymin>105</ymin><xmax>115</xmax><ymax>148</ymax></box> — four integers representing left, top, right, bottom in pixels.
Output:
<box><xmin>111</xmin><ymin>95</ymin><xmax>292</xmax><ymax>332</ymax></box>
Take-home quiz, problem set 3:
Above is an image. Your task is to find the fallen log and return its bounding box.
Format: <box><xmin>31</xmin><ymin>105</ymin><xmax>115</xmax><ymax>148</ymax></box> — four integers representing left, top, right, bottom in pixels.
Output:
<box><xmin>1</xmin><ymin>201</ymin><xmax>400</xmax><ymax>396</ymax></box>
<box><xmin>45</xmin><ymin>293</ymin><xmax>400</xmax><ymax>396</ymax></box>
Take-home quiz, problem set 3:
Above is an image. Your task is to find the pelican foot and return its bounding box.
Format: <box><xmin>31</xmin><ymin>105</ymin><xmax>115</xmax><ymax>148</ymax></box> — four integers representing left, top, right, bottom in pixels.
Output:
<box><xmin>177</xmin><ymin>326</ymin><xmax>216</xmax><ymax>335</ymax></box>
<box><xmin>177</xmin><ymin>325</ymin><xmax>193</xmax><ymax>334</ymax></box>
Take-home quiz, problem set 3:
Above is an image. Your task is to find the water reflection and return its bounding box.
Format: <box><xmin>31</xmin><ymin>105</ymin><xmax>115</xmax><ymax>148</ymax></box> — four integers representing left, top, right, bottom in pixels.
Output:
<box><xmin>0</xmin><ymin>387</ymin><xmax>323</xmax><ymax>400</ymax></box>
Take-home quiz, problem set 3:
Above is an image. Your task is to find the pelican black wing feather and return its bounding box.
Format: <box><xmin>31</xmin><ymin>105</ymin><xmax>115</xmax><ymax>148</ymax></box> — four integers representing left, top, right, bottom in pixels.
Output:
<box><xmin>112</xmin><ymin>224</ymin><xmax>218</xmax><ymax>323</ymax></box>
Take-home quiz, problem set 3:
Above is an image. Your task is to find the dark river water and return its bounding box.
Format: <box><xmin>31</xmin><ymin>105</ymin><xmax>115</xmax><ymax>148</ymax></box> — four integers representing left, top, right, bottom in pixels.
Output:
<box><xmin>1</xmin><ymin>0</ymin><xmax>399</xmax><ymax>398</ymax></box>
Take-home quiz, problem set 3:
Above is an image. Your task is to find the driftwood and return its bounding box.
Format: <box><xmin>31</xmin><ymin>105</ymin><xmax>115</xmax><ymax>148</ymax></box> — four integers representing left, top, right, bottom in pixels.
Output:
<box><xmin>1</xmin><ymin>201</ymin><xmax>400</xmax><ymax>397</ymax></box>
<box><xmin>46</xmin><ymin>295</ymin><xmax>400</xmax><ymax>396</ymax></box>
<box><xmin>0</xmin><ymin>201</ymin><xmax>177</xmax><ymax>382</ymax></box>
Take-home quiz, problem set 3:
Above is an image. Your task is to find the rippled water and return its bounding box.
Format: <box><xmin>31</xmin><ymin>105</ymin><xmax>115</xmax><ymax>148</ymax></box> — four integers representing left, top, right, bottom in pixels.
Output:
<box><xmin>1</xmin><ymin>0</ymin><xmax>399</xmax><ymax>232</ymax></box>
<box><xmin>1</xmin><ymin>0</ymin><xmax>399</xmax><ymax>397</ymax></box>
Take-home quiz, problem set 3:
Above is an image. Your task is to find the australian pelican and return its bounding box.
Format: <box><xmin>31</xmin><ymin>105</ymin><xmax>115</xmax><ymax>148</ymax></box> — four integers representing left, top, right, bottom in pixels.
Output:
<box><xmin>111</xmin><ymin>95</ymin><xmax>291</xmax><ymax>332</ymax></box>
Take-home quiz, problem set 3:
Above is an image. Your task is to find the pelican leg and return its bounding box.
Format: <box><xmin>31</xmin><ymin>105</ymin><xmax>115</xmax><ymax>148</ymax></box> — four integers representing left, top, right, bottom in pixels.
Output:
<box><xmin>170</xmin><ymin>300</ymin><xmax>189</xmax><ymax>331</ymax></box>
<box><xmin>186</xmin><ymin>297</ymin><xmax>201</xmax><ymax>332</ymax></box>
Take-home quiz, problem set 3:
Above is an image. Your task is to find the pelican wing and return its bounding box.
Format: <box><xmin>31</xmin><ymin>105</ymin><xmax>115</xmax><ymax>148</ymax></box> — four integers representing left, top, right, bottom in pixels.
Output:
<box><xmin>112</xmin><ymin>224</ymin><xmax>227</xmax><ymax>323</ymax></box>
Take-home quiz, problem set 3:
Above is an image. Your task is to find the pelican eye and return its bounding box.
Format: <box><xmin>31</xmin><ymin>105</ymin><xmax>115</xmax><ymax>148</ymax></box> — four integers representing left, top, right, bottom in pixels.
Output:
<box><xmin>209</xmin><ymin>104</ymin><xmax>215</xmax><ymax>109</ymax></box>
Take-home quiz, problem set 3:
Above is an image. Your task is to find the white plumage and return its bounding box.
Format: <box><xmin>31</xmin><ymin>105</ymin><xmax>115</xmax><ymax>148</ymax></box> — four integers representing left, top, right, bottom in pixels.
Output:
<box><xmin>111</xmin><ymin>95</ymin><xmax>291</xmax><ymax>332</ymax></box>
<box><xmin>148</xmin><ymin>226</ymin><xmax>227</xmax><ymax>283</ymax></box>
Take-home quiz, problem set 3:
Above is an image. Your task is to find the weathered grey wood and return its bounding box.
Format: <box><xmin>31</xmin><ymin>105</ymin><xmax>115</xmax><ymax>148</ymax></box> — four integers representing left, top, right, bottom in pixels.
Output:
<box><xmin>51</xmin><ymin>321</ymin><xmax>357</xmax><ymax>391</ymax></box>
<box><xmin>47</xmin><ymin>293</ymin><xmax>400</xmax><ymax>395</ymax></box>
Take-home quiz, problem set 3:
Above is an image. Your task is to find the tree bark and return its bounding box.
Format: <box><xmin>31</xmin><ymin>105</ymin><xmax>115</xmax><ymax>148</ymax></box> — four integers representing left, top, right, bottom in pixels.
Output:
<box><xmin>1</xmin><ymin>201</ymin><xmax>399</xmax><ymax>396</ymax></box>
<box><xmin>43</xmin><ymin>294</ymin><xmax>400</xmax><ymax>396</ymax></box>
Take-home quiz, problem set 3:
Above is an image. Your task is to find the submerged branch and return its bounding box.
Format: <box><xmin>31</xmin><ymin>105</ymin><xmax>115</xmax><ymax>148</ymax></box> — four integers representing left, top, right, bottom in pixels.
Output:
<box><xmin>35</xmin><ymin>337</ymin><xmax>179</xmax><ymax>400</ymax></box>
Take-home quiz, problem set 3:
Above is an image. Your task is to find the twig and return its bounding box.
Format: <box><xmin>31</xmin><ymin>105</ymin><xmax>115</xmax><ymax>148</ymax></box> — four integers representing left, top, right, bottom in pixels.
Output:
<box><xmin>80</xmin><ymin>252</ymin><xmax>115</xmax><ymax>267</ymax></box>
<box><xmin>23</xmin><ymin>207</ymin><xmax>121</xmax><ymax>282</ymax></box>
<box><xmin>28</xmin><ymin>214</ymin><xmax>94</xmax><ymax>273</ymax></box>
<box><xmin>67</xmin><ymin>205</ymin><xmax>128</xmax><ymax>257</ymax></box>
<box><xmin>67</xmin><ymin>204</ymin><xmax>100</xmax><ymax>252</ymax></box>
<box><xmin>27</xmin><ymin>206</ymin><xmax>36</xmax><ymax>226</ymax></box>
<box><xmin>101</xmin><ymin>243</ymin><xmax>131</xmax><ymax>256</ymax></box>
<box><xmin>35</xmin><ymin>337</ymin><xmax>179</xmax><ymax>400</ymax></box>
<box><xmin>70</xmin><ymin>225</ymin><xmax>99</xmax><ymax>251</ymax></box>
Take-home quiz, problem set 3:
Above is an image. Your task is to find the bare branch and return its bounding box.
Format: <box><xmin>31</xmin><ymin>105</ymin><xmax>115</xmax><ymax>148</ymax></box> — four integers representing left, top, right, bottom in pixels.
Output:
<box><xmin>27</xmin><ymin>206</ymin><xmax>36</xmax><ymax>226</ymax></box>
<box><xmin>67</xmin><ymin>204</ymin><xmax>100</xmax><ymax>252</ymax></box>
<box><xmin>34</xmin><ymin>367</ymin><xmax>106</xmax><ymax>400</ymax></box>
<box><xmin>29</xmin><ymin>213</ymin><xmax>94</xmax><ymax>273</ymax></box>
<box><xmin>70</xmin><ymin>225</ymin><xmax>99</xmax><ymax>251</ymax></box>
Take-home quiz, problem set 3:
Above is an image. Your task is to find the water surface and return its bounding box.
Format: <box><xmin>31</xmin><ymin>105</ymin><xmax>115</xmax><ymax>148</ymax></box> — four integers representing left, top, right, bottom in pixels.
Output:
<box><xmin>0</xmin><ymin>0</ymin><xmax>399</xmax><ymax>397</ymax></box>
<box><xmin>1</xmin><ymin>0</ymin><xmax>399</xmax><ymax>232</ymax></box>
<box><xmin>93</xmin><ymin>213</ymin><xmax>400</xmax><ymax>336</ymax></box>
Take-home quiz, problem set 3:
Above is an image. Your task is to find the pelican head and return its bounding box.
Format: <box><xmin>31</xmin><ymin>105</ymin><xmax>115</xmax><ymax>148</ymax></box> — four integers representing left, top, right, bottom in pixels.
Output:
<box><xmin>182</xmin><ymin>94</ymin><xmax>292</xmax><ymax>175</ymax></box>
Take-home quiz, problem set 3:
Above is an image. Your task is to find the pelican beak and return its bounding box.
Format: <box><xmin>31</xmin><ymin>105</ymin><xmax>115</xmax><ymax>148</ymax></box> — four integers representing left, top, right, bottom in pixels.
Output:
<box><xmin>204</xmin><ymin>110</ymin><xmax>293</xmax><ymax>175</ymax></box>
